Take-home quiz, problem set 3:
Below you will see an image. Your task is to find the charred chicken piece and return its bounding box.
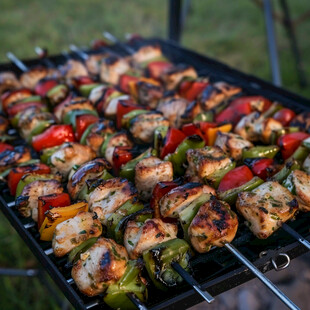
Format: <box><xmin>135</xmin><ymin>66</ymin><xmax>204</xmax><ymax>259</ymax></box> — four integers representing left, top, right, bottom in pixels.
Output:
<box><xmin>236</xmin><ymin>181</ymin><xmax>298</xmax><ymax>239</ymax></box>
<box><xmin>71</xmin><ymin>237</ymin><xmax>128</xmax><ymax>296</ymax></box>
<box><xmin>0</xmin><ymin>72</ymin><xmax>21</xmax><ymax>94</ymax></box>
<box><xmin>157</xmin><ymin>97</ymin><xmax>189</xmax><ymax>128</ymax></box>
<box><xmin>50</xmin><ymin>142</ymin><xmax>96</xmax><ymax>179</ymax></box>
<box><xmin>135</xmin><ymin>156</ymin><xmax>173</xmax><ymax>200</ymax></box>
<box><xmin>214</xmin><ymin>131</ymin><xmax>253</xmax><ymax>161</ymax></box>
<box><xmin>60</xmin><ymin>60</ymin><xmax>89</xmax><ymax>81</ymax></box>
<box><xmin>88</xmin><ymin>178</ymin><xmax>137</xmax><ymax>225</ymax></box>
<box><xmin>199</xmin><ymin>82</ymin><xmax>241</xmax><ymax>111</ymax></box>
<box><xmin>132</xmin><ymin>44</ymin><xmax>162</xmax><ymax>64</ymax></box>
<box><xmin>124</xmin><ymin>218</ymin><xmax>177</xmax><ymax>259</ymax></box>
<box><xmin>16</xmin><ymin>179</ymin><xmax>63</xmax><ymax>221</ymax></box>
<box><xmin>160</xmin><ymin>183</ymin><xmax>216</xmax><ymax>218</ymax></box>
<box><xmin>290</xmin><ymin>112</ymin><xmax>310</xmax><ymax>133</ymax></box>
<box><xmin>52</xmin><ymin>211</ymin><xmax>102</xmax><ymax>257</ymax></box>
<box><xmin>136</xmin><ymin>80</ymin><xmax>164</xmax><ymax>109</ymax></box>
<box><xmin>85</xmin><ymin>53</ymin><xmax>107</xmax><ymax>76</ymax></box>
<box><xmin>129</xmin><ymin>112</ymin><xmax>169</xmax><ymax>144</ymax></box>
<box><xmin>0</xmin><ymin>146</ymin><xmax>31</xmax><ymax>173</ymax></box>
<box><xmin>67</xmin><ymin>158</ymin><xmax>112</xmax><ymax>200</ymax></box>
<box><xmin>100</xmin><ymin>55</ymin><xmax>130</xmax><ymax>85</ymax></box>
<box><xmin>20</xmin><ymin>66</ymin><xmax>55</xmax><ymax>90</ymax></box>
<box><xmin>283</xmin><ymin>170</ymin><xmax>310</xmax><ymax>212</ymax></box>
<box><xmin>189</xmin><ymin>196</ymin><xmax>238</xmax><ymax>253</ymax></box>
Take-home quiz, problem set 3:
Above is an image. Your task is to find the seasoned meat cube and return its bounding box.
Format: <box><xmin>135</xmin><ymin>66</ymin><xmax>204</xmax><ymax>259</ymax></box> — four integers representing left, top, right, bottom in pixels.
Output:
<box><xmin>100</xmin><ymin>55</ymin><xmax>130</xmax><ymax>85</ymax></box>
<box><xmin>130</xmin><ymin>112</ymin><xmax>169</xmax><ymax>144</ymax></box>
<box><xmin>132</xmin><ymin>44</ymin><xmax>162</xmax><ymax>64</ymax></box>
<box><xmin>52</xmin><ymin>211</ymin><xmax>102</xmax><ymax>257</ymax></box>
<box><xmin>16</xmin><ymin>179</ymin><xmax>63</xmax><ymax>221</ymax></box>
<box><xmin>214</xmin><ymin>132</ymin><xmax>253</xmax><ymax>161</ymax></box>
<box><xmin>104</xmin><ymin>132</ymin><xmax>133</xmax><ymax>164</ymax></box>
<box><xmin>162</xmin><ymin>64</ymin><xmax>197</xmax><ymax>90</ymax></box>
<box><xmin>0</xmin><ymin>146</ymin><xmax>31</xmax><ymax>173</ymax></box>
<box><xmin>85</xmin><ymin>54</ymin><xmax>106</xmax><ymax>76</ymax></box>
<box><xmin>236</xmin><ymin>181</ymin><xmax>298</xmax><ymax>239</ymax></box>
<box><xmin>135</xmin><ymin>156</ymin><xmax>173</xmax><ymax>200</ymax></box>
<box><xmin>0</xmin><ymin>115</ymin><xmax>9</xmax><ymax>133</ymax></box>
<box><xmin>67</xmin><ymin>158</ymin><xmax>112</xmax><ymax>200</ymax></box>
<box><xmin>199</xmin><ymin>82</ymin><xmax>241</xmax><ymax>111</ymax></box>
<box><xmin>85</xmin><ymin>119</ymin><xmax>115</xmax><ymax>155</ymax></box>
<box><xmin>50</xmin><ymin>142</ymin><xmax>96</xmax><ymax>179</ymax></box>
<box><xmin>72</xmin><ymin>237</ymin><xmax>128</xmax><ymax>296</ymax></box>
<box><xmin>157</xmin><ymin>97</ymin><xmax>189</xmax><ymax>128</ymax></box>
<box><xmin>234</xmin><ymin>112</ymin><xmax>261</xmax><ymax>141</ymax></box>
<box><xmin>60</xmin><ymin>60</ymin><xmax>89</xmax><ymax>80</ymax></box>
<box><xmin>124</xmin><ymin>218</ymin><xmax>177</xmax><ymax>259</ymax></box>
<box><xmin>136</xmin><ymin>80</ymin><xmax>164</xmax><ymax>109</ymax></box>
<box><xmin>20</xmin><ymin>67</ymin><xmax>52</xmax><ymax>89</ymax></box>
<box><xmin>186</xmin><ymin>146</ymin><xmax>233</xmax><ymax>183</ymax></box>
<box><xmin>254</xmin><ymin>117</ymin><xmax>283</xmax><ymax>144</ymax></box>
<box><xmin>0</xmin><ymin>72</ymin><xmax>21</xmax><ymax>94</ymax></box>
<box><xmin>180</xmin><ymin>100</ymin><xmax>202</xmax><ymax>124</ymax></box>
<box><xmin>284</xmin><ymin>170</ymin><xmax>310</xmax><ymax>212</ymax></box>
<box><xmin>189</xmin><ymin>197</ymin><xmax>238</xmax><ymax>253</ymax></box>
<box><xmin>290</xmin><ymin>112</ymin><xmax>310</xmax><ymax>133</ymax></box>
<box><xmin>160</xmin><ymin>183</ymin><xmax>216</xmax><ymax>218</ymax></box>
<box><xmin>88</xmin><ymin>178</ymin><xmax>137</xmax><ymax>225</ymax></box>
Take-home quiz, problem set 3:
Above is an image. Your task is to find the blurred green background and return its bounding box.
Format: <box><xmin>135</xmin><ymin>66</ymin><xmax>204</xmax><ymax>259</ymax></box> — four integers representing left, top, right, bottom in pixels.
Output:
<box><xmin>0</xmin><ymin>0</ymin><xmax>309</xmax><ymax>309</ymax></box>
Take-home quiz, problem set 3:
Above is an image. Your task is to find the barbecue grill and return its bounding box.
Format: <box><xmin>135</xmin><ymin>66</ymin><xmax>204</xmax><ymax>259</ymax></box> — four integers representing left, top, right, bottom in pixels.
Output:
<box><xmin>0</xmin><ymin>37</ymin><xmax>310</xmax><ymax>310</ymax></box>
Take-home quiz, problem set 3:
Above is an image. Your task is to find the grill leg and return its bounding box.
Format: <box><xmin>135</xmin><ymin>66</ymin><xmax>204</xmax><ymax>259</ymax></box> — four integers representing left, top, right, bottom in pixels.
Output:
<box><xmin>168</xmin><ymin>0</ymin><xmax>182</xmax><ymax>43</ymax></box>
<box><xmin>263</xmin><ymin>0</ymin><xmax>282</xmax><ymax>86</ymax></box>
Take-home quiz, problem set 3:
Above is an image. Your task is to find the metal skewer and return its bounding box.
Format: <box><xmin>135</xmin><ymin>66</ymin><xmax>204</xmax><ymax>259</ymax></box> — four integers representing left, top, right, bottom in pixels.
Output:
<box><xmin>6</xmin><ymin>52</ymin><xmax>29</xmax><ymax>72</ymax></box>
<box><xmin>102</xmin><ymin>31</ymin><xmax>136</xmax><ymax>55</ymax></box>
<box><xmin>34</xmin><ymin>46</ymin><xmax>55</xmax><ymax>68</ymax></box>
<box><xmin>225</xmin><ymin>243</ymin><xmax>300</xmax><ymax>310</ymax></box>
<box><xmin>282</xmin><ymin>223</ymin><xmax>310</xmax><ymax>250</ymax></box>
<box><xmin>172</xmin><ymin>262</ymin><xmax>214</xmax><ymax>303</ymax></box>
<box><xmin>126</xmin><ymin>292</ymin><xmax>148</xmax><ymax>310</ymax></box>
<box><xmin>69</xmin><ymin>44</ymin><xmax>89</xmax><ymax>61</ymax></box>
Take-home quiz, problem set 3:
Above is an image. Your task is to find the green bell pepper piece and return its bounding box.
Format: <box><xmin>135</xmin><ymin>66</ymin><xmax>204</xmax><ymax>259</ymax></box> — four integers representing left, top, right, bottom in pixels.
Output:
<box><xmin>79</xmin><ymin>123</ymin><xmax>96</xmax><ymax>145</ymax></box>
<box><xmin>119</xmin><ymin>148</ymin><xmax>153</xmax><ymax>181</ymax></box>
<box><xmin>46</xmin><ymin>84</ymin><xmax>68</xmax><ymax>106</ymax></box>
<box><xmin>99</xmin><ymin>133</ymin><xmax>115</xmax><ymax>157</ymax></box>
<box><xmin>179</xmin><ymin>193</ymin><xmax>211</xmax><ymax>241</ymax></box>
<box><xmin>271</xmin><ymin>159</ymin><xmax>300</xmax><ymax>183</ymax></box>
<box><xmin>193</xmin><ymin>111</ymin><xmax>214</xmax><ymax>123</ymax></box>
<box><xmin>218</xmin><ymin>176</ymin><xmax>264</xmax><ymax>205</ymax></box>
<box><xmin>154</xmin><ymin>125</ymin><xmax>169</xmax><ymax>157</ymax></box>
<box><xmin>18</xmin><ymin>95</ymin><xmax>42</xmax><ymax>104</ymax></box>
<box><xmin>270</xmin><ymin>127</ymin><xmax>299</xmax><ymax>145</ymax></box>
<box><xmin>40</xmin><ymin>145</ymin><xmax>61</xmax><ymax>164</ymax></box>
<box><xmin>143</xmin><ymin>238</ymin><xmax>192</xmax><ymax>291</ymax></box>
<box><xmin>242</xmin><ymin>145</ymin><xmax>279</xmax><ymax>160</ymax></box>
<box><xmin>27</xmin><ymin>120</ymin><xmax>55</xmax><ymax>143</ymax></box>
<box><xmin>79</xmin><ymin>83</ymin><xmax>101</xmax><ymax>97</ymax></box>
<box><xmin>166</xmin><ymin>135</ymin><xmax>205</xmax><ymax>176</ymax></box>
<box><xmin>139</xmin><ymin>55</ymin><xmax>169</xmax><ymax>68</ymax></box>
<box><xmin>122</xmin><ymin>110</ymin><xmax>148</xmax><ymax>129</ymax></box>
<box><xmin>282</xmin><ymin>172</ymin><xmax>296</xmax><ymax>195</ymax></box>
<box><xmin>67</xmin><ymin>237</ymin><xmax>99</xmax><ymax>264</ymax></box>
<box><xmin>63</xmin><ymin>109</ymin><xmax>98</xmax><ymax>131</ymax></box>
<box><xmin>106</xmin><ymin>198</ymin><xmax>144</xmax><ymax>242</ymax></box>
<box><xmin>104</xmin><ymin>260</ymin><xmax>148</xmax><ymax>310</ymax></box>
<box><xmin>290</xmin><ymin>145</ymin><xmax>309</xmax><ymax>163</ymax></box>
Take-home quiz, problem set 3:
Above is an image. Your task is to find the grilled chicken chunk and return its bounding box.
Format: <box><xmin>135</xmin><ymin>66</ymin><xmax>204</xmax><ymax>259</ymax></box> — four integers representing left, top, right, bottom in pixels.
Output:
<box><xmin>132</xmin><ymin>44</ymin><xmax>162</xmax><ymax>64</ymax></box>
<box><xmin>52</xmin><ymin>211</ymin><xmax>102</xmax><ymax>257</ymax></box>
<box><xmin>0</xmin><ymin>146</ymin><xmax>31</xmax><ymax>173</ymax></box>
<box><xmin>236</xmin><ymin>181</ymin><xmax>298</xmax><ymax>239</ymax></box>
<box><xmin>67</xmin><ymin>158</ymin><xmax>112</xmax><ymax>200</ymax></box>
<box><xmin>162</xmin><ymin>64</ymin><xmax>197</xmax><ymax>91</ymax></box>
<box><xmin>16</xmin><ymin>179</ymin><xmax>63</xmax><ymax>221</ymax></box>
<box><xmin>189</xmin><ymin>197</ymin><xmax>238</xmax><ymax>253</ymax></box>
<box><xmin>234</xmin><ymin>112</ymin><xmax>261</xmax><ymax>141</ymax></box>
<box><xmin>290</xmin><ymin>112</ymin><xmax>310</xmax><ymax>133</ymax></box>
<box><xmin>214</xmin><ymin>132</ymin><xmax>253</xmax><ymax>161</ymax></box>
<box><xmin>85</xmin><ymin>119</ymin><xmax>115</xmax><ymax>155</ymax></box>
<box><xmin>199</xmin><ymin>82</ymin><xmax>241</xmax><ymax>111</ymax></box>
<box><xmin>135</xmin><ymin>156</ymin><xmax>173</xmax><ymax>200</ymax></box>
<box><xmin>186</xmin><ymin>146</ymin><xmax>233</xmax><ymax>183</ymax></box>
<box><xmin>160</xmin><ymin>183</ymin><xmax>216</xmax><ymax>218</ymax></box>
<box><xmin>284</xmin><ymin>170</ymin><xmax>310</xmax><ymax>212</ymax></box>
<box><xmin>130</xmin><ymin>112</ymin><xmax>169</xmax><ymax>144</ymax></box>
<box><xmin>124</xmin><ymin>218</ymin><xmax>178</xmax><ymax>259</ymax></box>
<box><xmin>157</xmin><ymin>97</ymin><xmax>189</xmax><ymax>128</ymax></box>
<box><xmin>0</xmin><ymin>72</ymin><xmax>21</xmax><ymax>94</ymax></box>
<box><xmin>181</xmin><ymin>100</ymin><xmax>202</xmax><ymax>124</ymax></box>
<box><xmin>136</xmin><ymin>80</ymin><xmax>163</xmax><ymax>109</ymax></box>
<box><xmin>72</xmin><ymin>237</ymin><xmax>128</xmax><ymax>297</ymax></box>
<box><xmin>60</xmin><ymin>60</ymin><xmax>89</xmax><ymax>80</ymax></box>
<box><xmin>88</xmin><ymin>178</ymin><xmax>137</xmax><ymax>225</ymax></box>
<box><xmin>100</xmin><ymin>55</ymin><xmax>130</xmax><ymax>85</ymax></box>
<box><xmin>20</xmin><ymin>67</ymin><xmax>55</xmax><ymax>89</ymax></box>
<box><xmin>85</xmin><ymin>54</ymin><xmax>106</xmax><ymax>76</ymax></box>
<box><xmin>104</xmin><ymin>132</ymin><xmax>133</xmax><ymax>164</ymax></box>
<box><xmin>253</xmin><ymin>117</ymin><xmax>283</xmax><ymax>144</ymax></box>
<box><xmin>50</xmin><ymin>142</ymin><xmax>96</xmax><ymax>179</ymax></box>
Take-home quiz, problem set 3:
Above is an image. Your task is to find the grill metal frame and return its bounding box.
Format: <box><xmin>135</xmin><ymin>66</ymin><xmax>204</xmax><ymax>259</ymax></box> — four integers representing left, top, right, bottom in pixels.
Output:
<box><xmin>0</xmin><ymin>38</ymin><xmax>309</xmax><ymax>310</ymax></box>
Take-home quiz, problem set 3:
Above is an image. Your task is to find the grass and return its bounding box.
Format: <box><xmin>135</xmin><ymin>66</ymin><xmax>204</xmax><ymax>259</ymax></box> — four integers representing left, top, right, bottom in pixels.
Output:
<box><xmin>0</xmin><ymin>1</ymin><xmax>309</xmax><ymax>309</ymax></box>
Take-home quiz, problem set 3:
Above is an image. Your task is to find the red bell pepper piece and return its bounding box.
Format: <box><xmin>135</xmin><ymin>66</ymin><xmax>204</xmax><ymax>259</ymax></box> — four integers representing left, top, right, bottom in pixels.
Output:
<box><xmin>179</xmin><ymin>80</ymin><xmax>209</xmax><ymax>101</ymax></box>
<box><xmin>7</xmin><ymin>101</ymin><xmax>45</xmax><ymax>117</ymax></box>
<box><xmin>37</xmin><ymin>193</ymin><xmax>71</xmax><ymax>229</ymax></box>
<box><xmin>75</xmin><ymin>114</ymin><xmax>99</xmax><ymax>141</ymax></box>
<box><xmin>119</xmin><ymin>74</ymin><xmax>140</xmax><ymax>93</ymax></box>
<box><xmin>182</xmin><ymin>122</ymin><xmax>217</xmax><ymax>144</ymax></box>
<box><xmin>7</xmin><ymin>163</ymin><xmax>51</xmax><ymax>196</ymax></box>
<box><xmin>0</xmin><ymin>143</ymin><xmax>14</xmax><ymax>153</ymax></box>
<box><xmin>247</xmin><ymin>158</ymin><xmax>274</xmax><ymax>180</ymax></box>
<box><xmin>218</xmin><ymin>165</ymin><xmax>253</xmax><ymax>192</ymax></box>
<box><xmin>273</xmin><ymin>108</ymin><xmax>296</xmax><ymax>126</ymax></box>
<box><xmin>160</xmin><ymin>128</ymin><xmax>186</xmax><ymax>159</ymax></box>
<box><xmin>72</xmin><ymin>76</ymin><xmax>95</xmax><ymax>88</ymax></box>
<box><xmin>32</xmin><ymin>124</ymin><xmax>75</xmax><ymax>152</ymax></box>
<box><xmin>278</xmin><ymin>132</ymin><xmax>310</xmax><ymax>160</ymax></box>
<box><xmin>35</xmin><ymin>79</ymin><xmax>58</xmax><ymax>96</ymax></box>
<box><xmin>150</xmin><ymin>180</ymin><xmax>183</xmax><ymax>220</ymax></box>
<box><xmin>116</xmin><ymin>100</ymin><xmax>143</xmax><ymax>129</ymax></box>
<box><xmin>147</xmin><ymin>61</ymin><xmax>173</xmax><ymax>80</ymax></box>
<box><xmin>1</xmin><ymin>88</ymin><xmax>33</xmax><ymax>112</ymax></box>
<box><xmin>112</xmin><ymin>146</ymin><xmax>134</xmax><ymax>175</ymax></box>
<box><xmin>91</xmin><ymin>39</ymin><xmax>108</xmax><ymax>50</ymax></box>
